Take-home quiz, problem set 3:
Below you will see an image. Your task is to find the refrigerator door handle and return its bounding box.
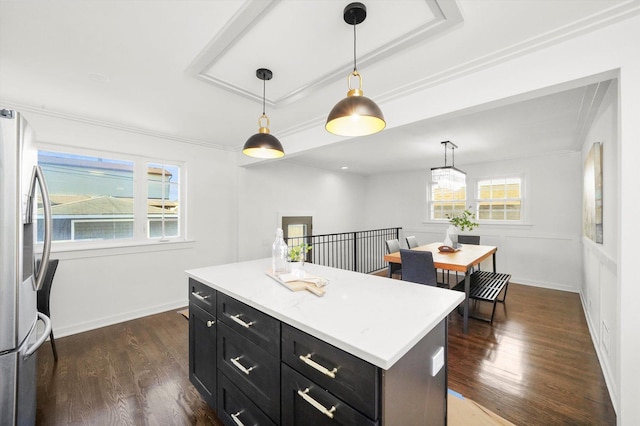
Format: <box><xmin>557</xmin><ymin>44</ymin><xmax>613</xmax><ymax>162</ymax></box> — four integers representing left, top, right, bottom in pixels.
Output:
<box><xmin>24</xmin><ymin>312</ymin><xmax>52</xmax><ymax>359</ymax></box>
<box><xmin>28</xmin><ymin>165</ymin><xmax>52</xmax><ymax>291</ymax></box>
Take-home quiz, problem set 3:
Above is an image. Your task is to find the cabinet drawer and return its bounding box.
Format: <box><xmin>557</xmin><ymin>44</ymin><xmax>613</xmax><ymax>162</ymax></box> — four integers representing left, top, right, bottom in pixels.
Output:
<box><xmin>218</xmin><ymin>293</ymin><xmax>280</xmax><ymax>357</ymax></box>
<box><xmin>218</xmin><ymin>372</ymin><xmax>276</xmax><ymax>426</ymax></box>
<box><xmin>189</xmin><ymin>278</ymin><xmax>216</xmax><ymax>315</ymax></box>
<box><xmin>282</xmin><ymin>324</ymin><xmax>379</xmax><ymax>420</ymax></box>
<box><xmin>218</xmin><ymin>322</ymin><xmax>280</xmax><ymax>423</ymax></box>
<box><xmin>281</xmin><ymin>364</ymin><xmax>378</xmax><ymax>426</ymax></box>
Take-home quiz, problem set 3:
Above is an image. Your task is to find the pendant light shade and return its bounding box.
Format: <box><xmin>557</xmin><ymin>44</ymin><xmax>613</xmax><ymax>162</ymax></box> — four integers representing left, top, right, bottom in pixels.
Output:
<box><xmin>243</xmin><ymin>68</ymin><xmax>284</xmax><ymax>159</ymax></box>
<box><xmin>326</xmin><ymin>3</ymin><xmax>385</xmax><ymax>137</ymax></box>
<box><xmin>431</xmin><ymin>141</ymin><xmax>466</xmax><ymax>190</ymax></box>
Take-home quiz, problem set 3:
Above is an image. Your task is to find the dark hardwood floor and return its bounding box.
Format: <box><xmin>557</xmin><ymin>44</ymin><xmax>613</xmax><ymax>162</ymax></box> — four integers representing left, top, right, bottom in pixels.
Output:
<box><xmin>447</xmin><ymin>283</ymin><xmax>616</xmax><ymax>425</ymax></box>
<box><xmin>36</xmin><ymin>283</ymin><xmax>615</xmax><ymax>425</ymax></box>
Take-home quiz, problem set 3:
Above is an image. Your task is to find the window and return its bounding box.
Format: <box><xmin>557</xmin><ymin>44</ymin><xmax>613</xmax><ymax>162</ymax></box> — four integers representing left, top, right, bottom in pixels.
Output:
<box><xmin>476</xmin><ymin>177</ymin><xmax>522</xmax><ymax>221</ymax></box>
<box><xmin>37</xmin><ymin>150</ymin><xmax>183</xmax><ymax>245</ymax></box>
<box><xmin>147</xmin><ymin>163</ymin><xmax>180</xmax><ymax>240</ymax></box>
<box><xmin>429</xmin><ymin>184</ymin><xmax>467</xmax><ymax>220</ymax></box>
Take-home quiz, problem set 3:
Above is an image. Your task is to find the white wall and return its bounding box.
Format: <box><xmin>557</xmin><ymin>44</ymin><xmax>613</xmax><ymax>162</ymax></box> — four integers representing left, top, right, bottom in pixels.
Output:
<box><xmin>360</xmin><ymin>15</ymin><xmax>640</xmax><ymax>423</ymax></box>
<box><xmin>236</xmin><ymin>161</ymin><xmax>368</xmax><ymax>261</ymax></box>
<box><xmin>363</xmin><ymin>151</ymin><xmax>582</xmax><ymax>292</ymax></box>
<box><xmin>24</xmin><ymin>111</ymin><xmax>238</xmax><ymax>337</ymax></box>
<box><xmin>13</xmin><ymin>10</ymin><xmax>640</xmax><ymax>424</ymax></box>
<box><xmin>580</xmin><ymin>79</ymin><xmax>619</xmax><ymax>411</ymax></box>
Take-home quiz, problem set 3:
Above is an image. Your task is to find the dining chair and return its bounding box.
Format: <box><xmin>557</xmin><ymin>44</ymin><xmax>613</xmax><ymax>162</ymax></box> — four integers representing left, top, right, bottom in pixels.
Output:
<box><xmin>399</xmin><ymin>249</ymin><xmax>438</xmax><ymax>286</ymax></box>
<box><xmin>385</xmin><ymin>239</ymin><xmax>402</xmax><ymax>278</ymax></box>
<box><xmin>405</xmin><ymin>236</ymin><xmax>419</xmax><ymax>249</ymax></box>
<box><xmin>458</xmin><ymin>235</ymin><xmax>481</xmax><ymax>272</ymax></box>
<box><xmin>37</xmin><ymin>258</ymin><xmax>59</xmax><ymax>361</ymax></box>
<box><xmin>457</xmin><ymin>235</ymin><xmax>480</xmax><ymax>245</ymax></box>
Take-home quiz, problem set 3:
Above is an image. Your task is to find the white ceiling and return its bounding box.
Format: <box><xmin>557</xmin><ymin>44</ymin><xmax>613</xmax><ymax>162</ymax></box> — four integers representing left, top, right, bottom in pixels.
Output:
<box><xmin>1</xmin><ymin>0</ymin><xmax>637</xmax><ymax>175</ymax></box>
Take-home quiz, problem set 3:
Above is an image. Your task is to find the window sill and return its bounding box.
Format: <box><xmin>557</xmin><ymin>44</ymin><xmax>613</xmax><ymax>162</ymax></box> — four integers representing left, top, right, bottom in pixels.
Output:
<box><xmin>422</xmin><ymin>220</ymin><xmax>533</xmax><ymax>229</ymax></box>
<box><xmin>39</xmin><ymin>239</ymin><xmax>196</xmax><ymax>260</ymax></box>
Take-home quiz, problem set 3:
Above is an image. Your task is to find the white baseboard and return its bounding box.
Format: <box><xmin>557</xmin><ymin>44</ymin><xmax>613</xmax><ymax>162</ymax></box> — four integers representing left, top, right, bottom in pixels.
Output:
<box><xmin>509</xmin><ymin>276</ymin><xmax>579</xmax><ymax>293</ymax></box>
<box><xmin>53</xmin><ymin>299</ymin><xmax>188</xmax><ymax>339</ymax></box>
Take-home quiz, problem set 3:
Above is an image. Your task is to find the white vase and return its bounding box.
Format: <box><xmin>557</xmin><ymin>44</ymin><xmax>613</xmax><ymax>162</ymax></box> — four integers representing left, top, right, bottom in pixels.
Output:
<box><xmin>448</xmin><ymin>225</ymin><xmax>458</xmax><ymax>247</ymax></box>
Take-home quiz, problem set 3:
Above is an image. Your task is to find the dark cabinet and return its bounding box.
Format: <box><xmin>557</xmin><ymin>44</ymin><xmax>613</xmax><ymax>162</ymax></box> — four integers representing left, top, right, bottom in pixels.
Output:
<box><xmin>218</xmin><ymin>369</ymin><xmax>277</xmax><ymax>426</ymax></box>
<box><xmin>282</xmin><ymin>364</ymin><xmax>378</xmax><ymax>426</ymax></box>
<box><xmin>188</xmin><ymin>278</ymin><xmax>217</xmax><ymax>409</ymax></box>
<box><xmin>218</xmin><ymin>322</ymin><xmax>280</xmax><ymax>423</ymax></box>
<box><xmin>189</xmin><ymin>303</ymin><xmax>217</xmax><ymax>408</ymax></box>
<box><xmin>282</xmin><ymin>324</ymin><xmax>379</xmax><ymax>420</ymax></box>
<box><xmin>188</xmin><ymin>278</ymin><xmax>448</xmax><ymax>425</ymax></box>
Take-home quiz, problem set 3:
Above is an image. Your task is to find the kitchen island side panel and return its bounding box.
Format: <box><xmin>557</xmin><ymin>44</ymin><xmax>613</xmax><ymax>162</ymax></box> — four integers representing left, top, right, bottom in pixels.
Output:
<box><xmin>381</xmin><ymin>319</ymin><xmax>447</xmax><ymax>425</ymax></box>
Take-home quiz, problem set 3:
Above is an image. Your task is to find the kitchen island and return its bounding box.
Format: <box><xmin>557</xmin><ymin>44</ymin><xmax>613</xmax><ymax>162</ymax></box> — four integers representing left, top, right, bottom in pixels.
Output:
<box><xmin>186</xmin><ymin>258</ymin><xmax>464</xmax><ymax>425</ymax></box>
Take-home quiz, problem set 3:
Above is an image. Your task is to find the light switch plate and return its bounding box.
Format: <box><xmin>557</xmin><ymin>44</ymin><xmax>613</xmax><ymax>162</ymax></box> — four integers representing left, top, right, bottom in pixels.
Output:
<box><xmin>431</xmin><ymin>346</ymin><xmax>445</xmax><ymax>377</ymax></box>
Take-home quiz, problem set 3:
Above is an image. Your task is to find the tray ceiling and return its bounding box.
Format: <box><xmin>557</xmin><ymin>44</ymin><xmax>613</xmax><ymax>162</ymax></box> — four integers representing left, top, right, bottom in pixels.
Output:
<box><xmin>187</xmin><ymin>0</ymin><xmax>462</xmax><ymax>107</ymax></box>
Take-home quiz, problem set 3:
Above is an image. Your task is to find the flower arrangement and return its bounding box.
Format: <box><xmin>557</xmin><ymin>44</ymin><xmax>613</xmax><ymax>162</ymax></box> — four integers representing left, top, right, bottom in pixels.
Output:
<box><xmin>288</xmin><ymin>242</ymin><xmax>312</xmax><ymax>262</ymax></box>
<box><xmin>447</xmin><ymin>208</ymin><xmax>479</xmax><ymax>231</ymax></box>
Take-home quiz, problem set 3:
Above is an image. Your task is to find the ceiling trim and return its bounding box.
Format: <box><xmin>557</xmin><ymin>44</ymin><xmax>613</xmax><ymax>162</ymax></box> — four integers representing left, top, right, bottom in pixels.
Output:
<box><xmin>0</xmin><ymin>100</ymin><xmax>233</xmax><ymax>151</ymax></box>
<box><xmin>185</xmin><ymin>0</ymin><xmax>279</xmax><ymax>104</ymax></box>
<box><xmin>187</xmin><ymin>0</ymin><xmax>463</xmax><ymax>108</ymax></box>
<box><xmin>276</xmin><ymin>1</ymin><xmax>639</xmax><ymax>139</ymax></box>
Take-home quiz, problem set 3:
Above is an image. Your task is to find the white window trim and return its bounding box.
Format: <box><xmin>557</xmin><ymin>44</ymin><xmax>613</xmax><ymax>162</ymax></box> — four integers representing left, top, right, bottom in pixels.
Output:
<box><xmin>469</xmin><ymin>173</ymin><xmax>531</xmax><ymax>226</ymax></box>
<box><xmin>424</xmin><ymin>173</ymin><xmax>532</xmax><ymax>226</ymax></box>
<box><xmin>36</xmin><ymin>143</ymin><xmax>188</xmax><ymax>251</ymax></box>
<box><xmin>424</xmin><ymin>177</ymin><xmax>468</xmax><ymax>223</ymax></box>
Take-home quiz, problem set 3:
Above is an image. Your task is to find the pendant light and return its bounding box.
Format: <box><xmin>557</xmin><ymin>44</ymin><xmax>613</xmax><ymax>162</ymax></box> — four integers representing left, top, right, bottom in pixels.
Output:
<box><xmin>326</xmin><ymin>2</ymin><xmax>385</xmax><ymax>137</ymax></box>
<box><xmin>242</xmin><ymin>68</ymin><xmax>285</xmax><ymax>159</ymax></box>
<box><xmin>431</xmin><ymin>141</ymin><xmax>466</xmax><ymax>190</ymax></box>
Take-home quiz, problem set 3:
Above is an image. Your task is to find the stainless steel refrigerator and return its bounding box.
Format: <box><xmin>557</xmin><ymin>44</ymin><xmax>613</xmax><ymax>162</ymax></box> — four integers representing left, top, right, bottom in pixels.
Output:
<box><xmin>1</xmin><ymin>109</ymin><xmax>53</xmax><ymax>425</ymax></box>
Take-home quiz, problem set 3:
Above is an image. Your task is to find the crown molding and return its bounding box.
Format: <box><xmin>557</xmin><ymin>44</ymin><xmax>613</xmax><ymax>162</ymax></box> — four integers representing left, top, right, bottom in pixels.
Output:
<box><xmin>0</xmin><ymin>100</ymin><xmax>234</xmax><ymax>151</ymax></box>
<box><xmin>276</xmin><ymin>1</ymin><xmax>640</xmax><ymax>139</ymax></box>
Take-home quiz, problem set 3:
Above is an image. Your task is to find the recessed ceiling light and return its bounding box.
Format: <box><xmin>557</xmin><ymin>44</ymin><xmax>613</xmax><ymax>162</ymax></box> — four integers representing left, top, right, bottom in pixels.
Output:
<box><xmin>341</xmin><ymin>166</ymin><xmax>349</xmax><ymax>170</ymax></box>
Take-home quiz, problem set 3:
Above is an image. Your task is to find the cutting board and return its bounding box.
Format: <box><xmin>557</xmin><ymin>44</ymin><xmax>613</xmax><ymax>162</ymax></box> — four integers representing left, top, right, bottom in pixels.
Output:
<box><xmin>266</xmin><ymin>271</ymin><xmax>327</xmax><ymax>297</ymax></box>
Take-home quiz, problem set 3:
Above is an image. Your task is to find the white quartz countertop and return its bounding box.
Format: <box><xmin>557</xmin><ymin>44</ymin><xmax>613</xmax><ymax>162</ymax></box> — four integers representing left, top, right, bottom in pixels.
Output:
<box><xmin>186</xmin><ymin>258</ymin><xmax>464</xmax><ymax>370</ymax></box>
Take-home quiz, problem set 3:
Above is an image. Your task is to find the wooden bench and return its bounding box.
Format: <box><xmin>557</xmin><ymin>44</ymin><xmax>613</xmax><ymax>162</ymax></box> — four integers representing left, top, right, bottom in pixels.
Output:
<box><xmin>454</xmin><ymin>270</ymin><xmax>511</xmax><ymax>324</ymax></box>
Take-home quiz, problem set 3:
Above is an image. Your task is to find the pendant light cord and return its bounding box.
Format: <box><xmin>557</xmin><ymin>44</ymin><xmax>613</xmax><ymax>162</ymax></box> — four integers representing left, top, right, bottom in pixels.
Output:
<box><xmin>262</xmin><ymin>78</ymin><xmax>266</xmax><ymax>115</ymax></box>
<box><xmin>353</xmin><ymin>17</ymin><xmax>358</xmax><ymax>72</ymax></box>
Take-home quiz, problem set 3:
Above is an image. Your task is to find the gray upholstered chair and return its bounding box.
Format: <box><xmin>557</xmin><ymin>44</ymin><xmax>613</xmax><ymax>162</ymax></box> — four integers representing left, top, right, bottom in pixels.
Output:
<box><xmin>457</xmin><ymin>235</ymin><xmax>480</xmax><ymax>245</ymax></box>
<box><xmin>458</xmin><ymin>235</ymin><xmax>481</xmax><ymax>273</ymax></box>
<box><xmin>399</xmin><ymin>249</ymin><xmax>438</xmax><ymax>286</ymax></box>
<box><xmin>405</xmin><ymin>236</ymin><xmax>419</xmax><ymax>249</ymax></box>
<box><xmin>385</xmin><ymin>239</ymin><xmax>402</xmax><ymax>278</ymax></box>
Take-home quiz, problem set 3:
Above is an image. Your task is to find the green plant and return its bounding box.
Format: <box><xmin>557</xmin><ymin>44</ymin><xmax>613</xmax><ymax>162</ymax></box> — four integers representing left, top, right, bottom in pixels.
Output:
<box><xmin>447</xmin><ymin>208</ymin><xmax>479</xmax><ymax>231</ymax></box>
<box><xmin>288</xmin><ymin>242</ymin><xmax>312</xmax><ymax>262</ymax></box>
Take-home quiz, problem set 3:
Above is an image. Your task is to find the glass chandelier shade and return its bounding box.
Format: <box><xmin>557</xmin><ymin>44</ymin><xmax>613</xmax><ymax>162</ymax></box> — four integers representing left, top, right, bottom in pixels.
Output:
<box><xmin>326</xmin><ymin>3</ymin><xmax>385</xmax><ymax>137</ymax></box>
<box><xmin>431</xmin><ymin>166</ymin><xmax>467</xmax><ymax>190</ymax></box>
<box><xmin>431</xmin><ymin>141</ymin><xmax>466</xmax><ymax>190</ymax></box>
<box><xmin>242</xmin><ymin>68</ymin><xmax>285</xmax><ymax>159</ymax></box>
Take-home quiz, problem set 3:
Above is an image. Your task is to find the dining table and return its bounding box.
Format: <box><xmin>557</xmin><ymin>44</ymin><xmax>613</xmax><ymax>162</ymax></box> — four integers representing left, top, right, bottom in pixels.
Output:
<box><xmin>383</xmin><ymin>242</ymin><xmax>498</xmax><ymax>333</ymax></box>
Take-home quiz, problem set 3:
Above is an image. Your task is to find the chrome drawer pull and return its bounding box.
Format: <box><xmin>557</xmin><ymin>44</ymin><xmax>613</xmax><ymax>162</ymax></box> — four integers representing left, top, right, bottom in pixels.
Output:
<box><xmin>231</xmin><ymin>411</ymin><xmax>245</xmax><ymax>426</ymax></box>
<box><xmin>299</xmin><ymin>353</ymin><xmax>338</xmax><ymax>378</ymax></box>
<box><xmin>297</xmin><ymin>388</ymin><xmax>336</xmax><ymax>419</ymax></box>
<box><xmin>230</xmin><ymin>357</ymin><xmax>255</xmax><ymax>375</ymax></box>
<box><xmin>207</xmin><ymin>320</ymin><xmax>215</xmax><ymax>328</ymax></box>
<box><xmin>230</xmin><ymin>314</ymin><xmax>254</xmax><ymax>328</ymax></box>
<box><xmin>191</xmin><ymin>291</ymin><xmax>210</xmax><ymax>303</ymax></box>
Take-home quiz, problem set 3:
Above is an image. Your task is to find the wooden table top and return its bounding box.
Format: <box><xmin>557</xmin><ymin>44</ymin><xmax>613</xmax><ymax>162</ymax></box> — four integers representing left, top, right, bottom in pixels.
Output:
<box><xmin>383</xmin><ymin>242</ymin><xmax>497</xmax><ymax>273</ymax></box>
